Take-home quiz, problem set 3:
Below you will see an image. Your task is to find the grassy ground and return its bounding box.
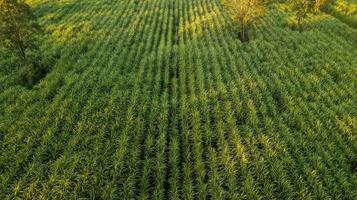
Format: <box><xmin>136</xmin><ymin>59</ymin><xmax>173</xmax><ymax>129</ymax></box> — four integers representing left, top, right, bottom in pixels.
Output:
<box><xmin>0</xmin><ymin>0</ymin><xmax>356</xmax><ymax>199</ymax></box>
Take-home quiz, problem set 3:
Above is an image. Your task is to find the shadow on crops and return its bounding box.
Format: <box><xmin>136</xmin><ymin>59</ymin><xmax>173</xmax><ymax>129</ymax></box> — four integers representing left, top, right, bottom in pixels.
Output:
<box><xmin>32</xmin><ymin>1</ymin><xmax>79</xmax><ymax>24</ymax></box>
<box><xmin>349</xmin><ymin>160</ymin><xmax>357</xmax><ymax>172</ymax></box>
<box><xmin>0</xmin><ymin>2</ymin><xmax>80</xmax><ymax>89</ymax></box>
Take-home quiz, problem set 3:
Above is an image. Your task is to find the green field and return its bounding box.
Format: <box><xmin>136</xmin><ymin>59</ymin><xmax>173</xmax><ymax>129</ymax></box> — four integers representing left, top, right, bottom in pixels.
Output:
<box><xmin>0</xmin><ymin>0</ymin><xmax>357</xmax><ymax>199</ymax></box>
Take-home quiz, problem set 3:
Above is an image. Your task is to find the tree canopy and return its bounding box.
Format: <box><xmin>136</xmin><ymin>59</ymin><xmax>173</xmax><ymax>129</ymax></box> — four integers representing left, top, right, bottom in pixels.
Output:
<box><xmin>289</xmin><ymin>0</ymin><xmax>328</xmax><ymax>31</ymax></box>
<box><xmin>222</xmin><ymin>0</ymin><xmax>267</xmax><ymax>42</ymax></box>
<box><xmin>0</xmin><ymin>0</ymin><xmax>41</xmax><ymax>60</ymax></box>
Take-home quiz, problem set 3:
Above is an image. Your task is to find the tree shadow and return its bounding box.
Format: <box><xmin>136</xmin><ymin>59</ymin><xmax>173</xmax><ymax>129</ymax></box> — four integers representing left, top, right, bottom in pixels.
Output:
<box><xmin>31</xmin><ymin>0</ymin><xmax>78</xmax><ymax>24</ymax></box>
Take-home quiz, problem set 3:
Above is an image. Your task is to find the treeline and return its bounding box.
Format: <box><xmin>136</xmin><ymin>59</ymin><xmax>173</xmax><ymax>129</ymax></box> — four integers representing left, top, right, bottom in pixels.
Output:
<box><xmin>0</xmin><ymin>0</ymin><xmax>339</xmax><ymax>84</ymax></box>
<box><xmin>222</xmin><ymin>0</ymin><xmax>329</xmax><ymax>42</ymax></box>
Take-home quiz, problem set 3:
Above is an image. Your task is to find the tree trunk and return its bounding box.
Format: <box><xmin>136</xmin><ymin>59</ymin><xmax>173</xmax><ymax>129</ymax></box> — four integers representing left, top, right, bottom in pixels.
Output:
<box><xmin>15</xmin><ymin>30</ymin><xmax>26</xmax><ymax>60</ymax></box>
<box><xmin>239</xmin><ymin>27</ymin><xmax>249</xmax><ymax>42</ymax></box>
<box><xmin>18</xmin><ymin>44</ymin><xmax>26</xmax><ymax>60</ymax></box>
<box><xmin>297</xmin><ymin>16</ymin><xmax>302</xmax><ymax>33</ymax></box>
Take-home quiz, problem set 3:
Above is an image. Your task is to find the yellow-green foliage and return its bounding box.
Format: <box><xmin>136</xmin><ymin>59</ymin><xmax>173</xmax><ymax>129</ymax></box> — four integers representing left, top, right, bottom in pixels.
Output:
<box><xmin>222</xmin><ymin>0</ymin><xmax>267</xmax><ymax>41</ymax></box>
<box><xmin>326</xmin><ymin>0</ymin><xmax>357</xmax><ymax>27</ymax></box>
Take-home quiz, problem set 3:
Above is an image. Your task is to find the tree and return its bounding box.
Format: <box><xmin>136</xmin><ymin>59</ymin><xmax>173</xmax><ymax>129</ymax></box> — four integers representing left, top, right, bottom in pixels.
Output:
<box><xmin>222</xmin><ymin>0</ymin><xmax>267</xmax><ymax>42</ymax></box>
<box><xmin>0</xmin><ymin>0</ymin><xmax>41</xmax><ymax>60</ymax></box>
<box><xmin>289</xmin><ymin>0</ymin><xmax>328</xmax><ymax>32</ymax></box>
<box><xmin>289</xmin><ymin>0</ymin><xmax>312</xmax><ymax>32</ymax></box>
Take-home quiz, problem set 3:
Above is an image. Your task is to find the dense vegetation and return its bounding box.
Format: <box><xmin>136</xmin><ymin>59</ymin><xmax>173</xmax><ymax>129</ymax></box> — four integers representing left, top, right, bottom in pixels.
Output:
<box><xmin>0</xmin><ymin>0</ymin><xmax>48</xmax><ymax>87</ymax></box>
<box><xmin>325</xmin><ymin>0</ymin><xmax>357</xmax><ymax>28</ymax></box>
<box><xmin>0</xmin><ymin>0</ymin><xmax>356</xmax><ymax>199</ymax></box>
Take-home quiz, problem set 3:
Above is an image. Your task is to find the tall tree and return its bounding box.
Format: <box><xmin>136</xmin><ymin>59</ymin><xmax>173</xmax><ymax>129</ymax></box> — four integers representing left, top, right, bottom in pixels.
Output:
<box><xmin>0</xmin><ymin>0</ymin><xmax>41</xmax><ymax>60</ymax></box>
<box><xmin>222</xmin><ymin>0</ymin><xmax>267</xmax><ymax>42</ymax></box>
<box><xmin>289</xmin><ymin>0</ymin><xmax>327</xmax><ymax>32</ymax></box>
<box><xmin>290</xmin><ymin>0</ymin><xmax>312</xmax><ymax>32</ymax></box>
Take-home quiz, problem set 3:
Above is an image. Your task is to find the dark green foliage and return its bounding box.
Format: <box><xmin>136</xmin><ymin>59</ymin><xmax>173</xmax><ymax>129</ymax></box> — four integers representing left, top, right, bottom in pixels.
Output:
<box><xmin>0</xmin><ymin>0</ymin><xmax>41</xmax><ymax>59</ymax></box>
<box><xmin>22</xmin><ymin>61</ymin><xmax>48</xmax><ymax>87</ymax></box>
<box><xmin>0</xmin><ymin>0</ymin><xmax>47</xmax><ymax>86</ymax></box>
<box><xmin>350</xmin><ymin>158</ymin><xmax>357</xmax><ymax>172</ymax></box>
